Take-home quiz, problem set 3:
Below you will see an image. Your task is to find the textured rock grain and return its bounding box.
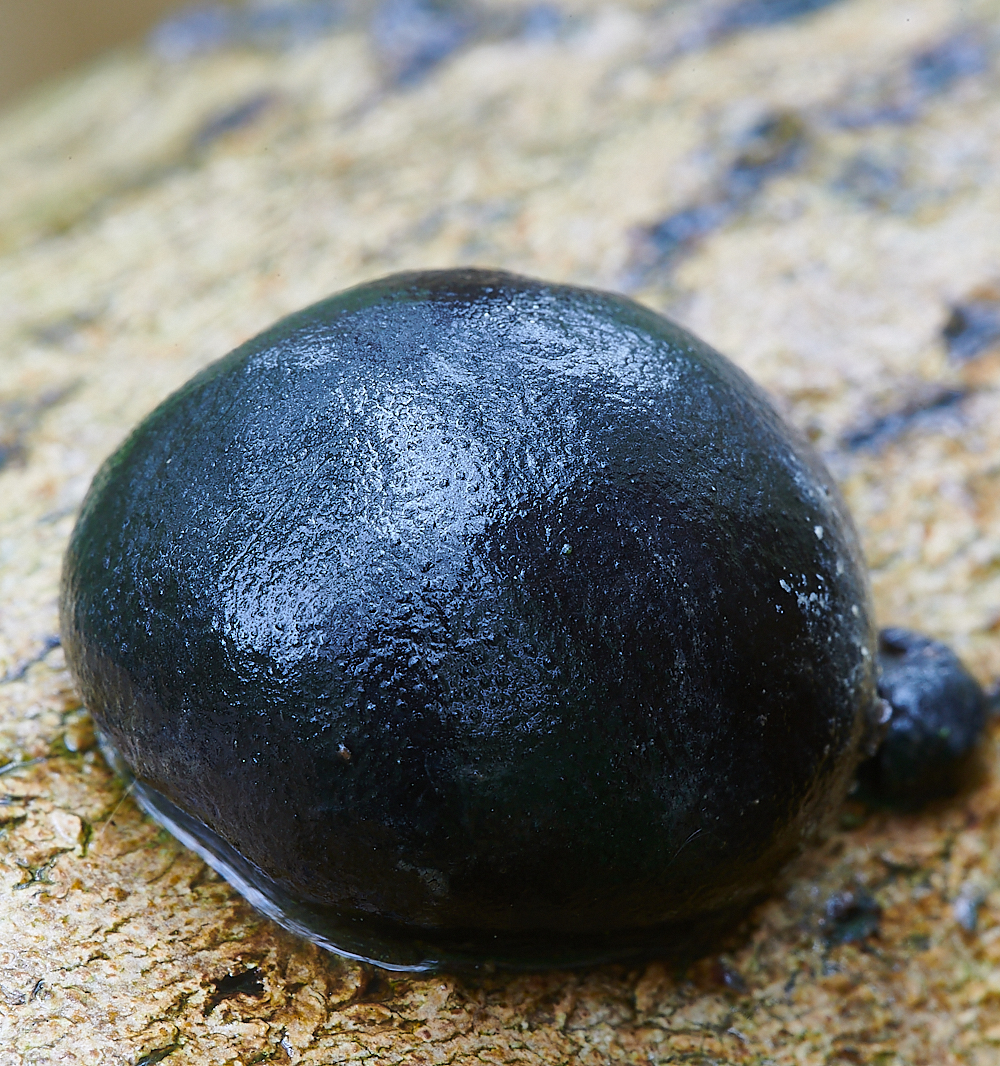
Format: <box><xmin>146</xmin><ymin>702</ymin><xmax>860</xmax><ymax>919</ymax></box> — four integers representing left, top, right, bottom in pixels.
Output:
<box><xmin>4</xmin><ymin>0</ymin><xmax>1000</xmax><ymax>1062</ymax></box>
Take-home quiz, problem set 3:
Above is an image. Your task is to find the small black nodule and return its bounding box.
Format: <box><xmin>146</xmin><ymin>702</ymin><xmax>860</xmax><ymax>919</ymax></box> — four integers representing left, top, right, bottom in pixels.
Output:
<box><xmin>859</xmin><ymin>627</ymin><xmax>987</xmax><ymax>806</ymax></box>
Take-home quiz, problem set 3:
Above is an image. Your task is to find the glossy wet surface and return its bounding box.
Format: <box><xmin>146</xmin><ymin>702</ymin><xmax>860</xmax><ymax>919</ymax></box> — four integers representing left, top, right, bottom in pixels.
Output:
<box><xmin>5</xmin><ymin>0</ymin><xmax>1000</xmax><ymax>1061</ymax></box>
<box><xmin>62</xmin><ymin>270</ymin><xmax>877</xmax><ymax>969</ymax></box>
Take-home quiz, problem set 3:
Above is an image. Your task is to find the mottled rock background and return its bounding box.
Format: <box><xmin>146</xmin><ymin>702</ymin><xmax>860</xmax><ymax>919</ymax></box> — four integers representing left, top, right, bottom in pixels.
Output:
<box><xmin>4</xmin><ymin>0</ymin><xmax>1000</xmax><ymax>1062</ymax></box>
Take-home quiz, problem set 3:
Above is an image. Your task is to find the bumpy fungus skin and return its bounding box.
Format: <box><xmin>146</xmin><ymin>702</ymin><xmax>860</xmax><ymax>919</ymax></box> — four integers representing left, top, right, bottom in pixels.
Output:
<box><xmin>61</xmin><ymin>269</ymin><xmax>879</xmax><ymax>971</ymax></box>
<box><xmin>860</xmin><ymin>627</ymin><xmax>987</xmax><ymax>806</ymax></box>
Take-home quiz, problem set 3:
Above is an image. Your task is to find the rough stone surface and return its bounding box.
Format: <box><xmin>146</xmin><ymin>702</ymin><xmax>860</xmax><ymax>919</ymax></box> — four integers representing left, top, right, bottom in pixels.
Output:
<box><xmin>3</xmin><ymin>0</ymin><xmax>1000</xmax><ymax>1062</ymax></box>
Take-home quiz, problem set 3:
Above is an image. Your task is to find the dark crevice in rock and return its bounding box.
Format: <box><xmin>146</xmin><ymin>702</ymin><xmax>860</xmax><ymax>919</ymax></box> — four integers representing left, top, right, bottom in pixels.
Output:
<box><xmin>625</xmin><ymin>111</ymin><xmax>807</xmax><ymax>283</ymax></box>
<box><xmin>841</xmin><ymin>386</ymin><xmax>966</xmax><ymax>452</ymax></box>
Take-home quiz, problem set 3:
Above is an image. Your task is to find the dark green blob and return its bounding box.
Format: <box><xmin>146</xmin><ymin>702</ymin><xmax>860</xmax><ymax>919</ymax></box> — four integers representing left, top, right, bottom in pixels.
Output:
<box><xmin>61</xmin><ymin>269</ymin><xmax>880</xmax><ymax>970</ymax></box>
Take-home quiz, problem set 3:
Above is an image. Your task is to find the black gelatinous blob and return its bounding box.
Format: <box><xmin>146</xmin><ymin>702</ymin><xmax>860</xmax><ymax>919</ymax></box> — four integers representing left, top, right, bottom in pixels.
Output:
<box><xmin>61</xmin><ymin>269</ymin><xmax>880</xmax><ymax>971</ymax></box>
<box><xmin>859</xmin><ymin>628</ymin><xmax>987</xmax><ymax>805</ymax></box>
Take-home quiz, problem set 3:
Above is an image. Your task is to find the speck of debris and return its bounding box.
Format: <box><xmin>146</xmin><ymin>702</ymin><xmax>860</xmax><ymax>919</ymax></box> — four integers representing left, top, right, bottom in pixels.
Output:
<box><xmin>943</xmin><ymin>286</ymin><xmax>1000</xmax><ymax>361</ymax></box>
<box><xmin>725</xmin><ymin>111</ymin><xmax>808</xmax><ymax>197</ymax></box>
<box><xmin>834</xmin><ymin>152</ymin><xmax>907</xmax><ymax>211</ymax></box>
<box><xmin>204</xmin><ymin>967</ymin><xmax>266</xmax><ymax>1015</ymax></box>
<box><xmin>191</xmin><ymin>93</ymin><xmax>276</xmax><ymax>151</ymax></box>
<box><xmin>820</xmin><ymin>890</ymin><xmax>882</xmax><ymax>945</ymax></box>
<box><xmin>712</xmin><ymin>958</ymin><xmax>749</xmax><ymax>993</ymax></box>
<box><xmin>953</xmin><ymin>885</ymin><xmax>985</xmax><ymax>933</ymax></box>
<box><xmin>134</xmin><ymin>1040</ymin><xmax>180</xmax><ymax>1066</ymax></box>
